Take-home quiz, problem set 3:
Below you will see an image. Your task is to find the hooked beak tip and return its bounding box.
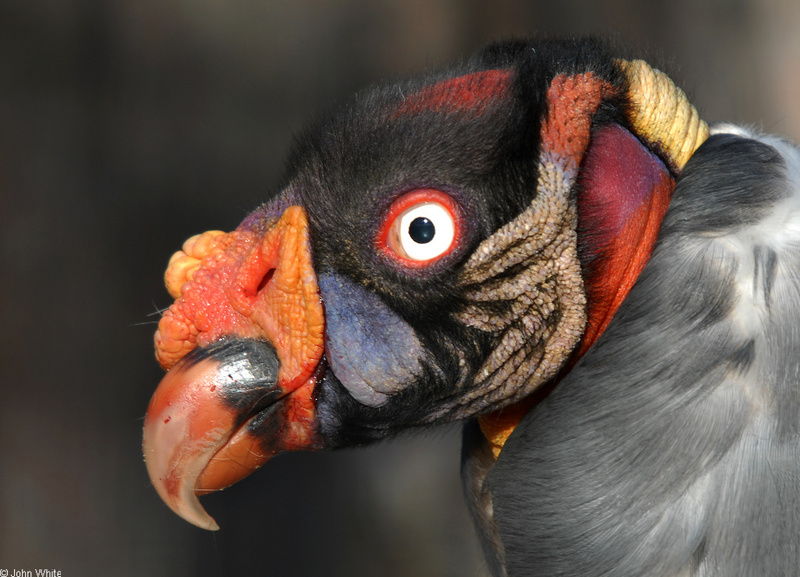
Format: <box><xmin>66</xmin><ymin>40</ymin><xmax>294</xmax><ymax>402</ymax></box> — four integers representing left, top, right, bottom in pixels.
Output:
<box><xmin>143</xmin><ymin>409</ymin><xmax>223</xmax><ymax>531</ymax></box>
<box><xmin>143</xmin><ymin>341</ymin><xmax>287</xmax><ymax>531</ymax></box>
<box><xmin>142</xmin><ymin>355</ymin><xmax>239</xmax><ymax>531</ymax></box>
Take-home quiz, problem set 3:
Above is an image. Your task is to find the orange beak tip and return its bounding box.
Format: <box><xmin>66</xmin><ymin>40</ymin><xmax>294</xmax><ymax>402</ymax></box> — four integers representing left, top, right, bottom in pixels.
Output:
<box><xmin>142</xmin><ymin>359</ymin><xmax>239</xmax><ymax>531</ymax></box>
<box><xmin>143</xmin><ymin>342</ymin><xmax>292</xmax><ymax>531</ymax></box>
<box><xmin>142</xmin><ymin>406</ymin><xmax>223</xmax><ymax>531</ymax></box>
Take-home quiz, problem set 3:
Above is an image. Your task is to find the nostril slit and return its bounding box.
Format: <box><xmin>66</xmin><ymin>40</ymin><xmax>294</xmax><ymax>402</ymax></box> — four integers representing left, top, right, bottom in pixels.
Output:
<box><xmin>257</xmin><ymin>269</ymin><xmax>275</xmax><ymax>293</ymax></box>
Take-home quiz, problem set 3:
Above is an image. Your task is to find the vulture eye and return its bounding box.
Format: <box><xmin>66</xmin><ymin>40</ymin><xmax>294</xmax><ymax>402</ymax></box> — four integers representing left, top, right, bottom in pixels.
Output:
<box><xmin>380</xmin><ymin>189</ymin><xmax>461</xmax><ymax>265</ymax></box>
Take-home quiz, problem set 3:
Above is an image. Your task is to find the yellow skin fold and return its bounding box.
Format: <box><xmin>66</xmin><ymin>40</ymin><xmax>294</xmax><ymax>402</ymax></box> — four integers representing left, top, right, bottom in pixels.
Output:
<box><xmin>620</xmin><ymin>59</ymin><xmax>709</xmax><ymax>173</ymax></box>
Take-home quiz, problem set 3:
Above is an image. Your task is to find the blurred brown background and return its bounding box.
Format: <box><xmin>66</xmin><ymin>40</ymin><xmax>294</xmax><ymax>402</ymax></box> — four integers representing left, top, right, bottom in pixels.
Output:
<box><xmin>0</xmin><ymin>1</ymin><xmax>797</xmax><ymax>576</ymax></box>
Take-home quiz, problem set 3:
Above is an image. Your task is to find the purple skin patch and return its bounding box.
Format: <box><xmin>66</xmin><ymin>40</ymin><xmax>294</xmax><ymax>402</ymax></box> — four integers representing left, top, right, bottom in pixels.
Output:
<box><xmin>318</xmin><ymin>273</ymin><xmax>423</xmax><ymax>407</ymax></box>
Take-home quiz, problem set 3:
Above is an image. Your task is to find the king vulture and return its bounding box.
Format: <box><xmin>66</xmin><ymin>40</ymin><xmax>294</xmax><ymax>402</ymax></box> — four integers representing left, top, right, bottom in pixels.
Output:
<box><xmin>143</xmin><ymin>38</ymin><xmax>800</xmax><ymax>576</ymax></box>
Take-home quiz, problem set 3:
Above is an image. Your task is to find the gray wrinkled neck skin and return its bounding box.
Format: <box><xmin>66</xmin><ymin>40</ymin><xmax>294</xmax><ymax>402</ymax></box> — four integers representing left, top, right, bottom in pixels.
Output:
<box><xmin>466</xmin><ymin>127</ymin><xmax>800</xmax><ymax>577</ymax></box>
<box><xmin>451</xmin><ymin>142</ymin><xmax>587</xmax><ymax>419</ymax></box>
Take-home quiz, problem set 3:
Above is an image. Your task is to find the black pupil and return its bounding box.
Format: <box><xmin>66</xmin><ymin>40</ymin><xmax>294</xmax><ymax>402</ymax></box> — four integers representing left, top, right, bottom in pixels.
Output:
<box><xmin>408</xmin><ymin>217</ymin><xmax>435</xmax><ymax>244</ymax></box>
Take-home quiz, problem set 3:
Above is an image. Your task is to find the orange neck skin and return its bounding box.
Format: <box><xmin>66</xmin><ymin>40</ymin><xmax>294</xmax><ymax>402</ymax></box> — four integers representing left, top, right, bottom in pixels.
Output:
<box><xmin>477</xmin><ymin>75</ymin><xmax>675</xmax><ymax>458</ymax></box>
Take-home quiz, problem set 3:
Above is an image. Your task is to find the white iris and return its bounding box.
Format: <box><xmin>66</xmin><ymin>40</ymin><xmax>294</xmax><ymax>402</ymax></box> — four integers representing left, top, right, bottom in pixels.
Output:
<box><xmin>397</xmin><ymin>202</ymin><xmax>455</xmax><ymax>261</ymax></box>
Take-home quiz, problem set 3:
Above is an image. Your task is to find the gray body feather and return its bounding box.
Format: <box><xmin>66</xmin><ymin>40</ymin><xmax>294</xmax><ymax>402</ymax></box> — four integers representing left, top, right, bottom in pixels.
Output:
<box><xmin>478</xmin><ymin>128</ymin><xmax>800</xmax><ymax>576</ymax></box>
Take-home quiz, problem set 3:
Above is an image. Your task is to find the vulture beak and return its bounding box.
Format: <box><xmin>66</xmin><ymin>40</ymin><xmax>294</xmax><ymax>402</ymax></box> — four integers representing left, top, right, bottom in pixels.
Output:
<box><xmin>143</xmin><ymin>204</ymin><xmax>325</xmax><ymax>530</ymax></box>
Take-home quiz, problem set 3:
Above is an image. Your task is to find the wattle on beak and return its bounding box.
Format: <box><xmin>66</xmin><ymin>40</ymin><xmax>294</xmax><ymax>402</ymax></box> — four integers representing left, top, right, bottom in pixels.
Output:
<box><xmin>143</xmin><ymin>204</ymin><xmax>325</xmax><ymax>530</ymax></box>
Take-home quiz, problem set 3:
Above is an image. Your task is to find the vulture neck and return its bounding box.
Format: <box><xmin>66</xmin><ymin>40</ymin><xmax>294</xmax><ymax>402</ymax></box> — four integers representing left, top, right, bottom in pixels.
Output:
<box><xmin>478</xmin><ymin>123</ymin><xmax>676</xmax><ymax>458</ymax></box>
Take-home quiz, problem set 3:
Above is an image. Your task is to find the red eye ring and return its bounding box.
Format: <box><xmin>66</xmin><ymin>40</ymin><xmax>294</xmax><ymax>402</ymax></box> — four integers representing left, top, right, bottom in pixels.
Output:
<box><xmin>377</xmin><ymin>189</ymin><xmax>463</xmax><ymax>268</ymax></box>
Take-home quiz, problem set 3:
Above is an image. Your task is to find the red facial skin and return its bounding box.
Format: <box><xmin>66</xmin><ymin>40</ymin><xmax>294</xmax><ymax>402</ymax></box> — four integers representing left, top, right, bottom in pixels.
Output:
<box><xmin>143</xmin><ymin>206</ymin><xmax>325</xmax><ymax>529</ymax></box>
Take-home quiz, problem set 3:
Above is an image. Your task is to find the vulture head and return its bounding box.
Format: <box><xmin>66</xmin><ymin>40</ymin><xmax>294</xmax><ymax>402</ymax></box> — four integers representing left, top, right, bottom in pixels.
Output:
<box><xmin>144</xmin><ymin>38</ymin><xmax>800</xmax><ymax>576</ymax></box>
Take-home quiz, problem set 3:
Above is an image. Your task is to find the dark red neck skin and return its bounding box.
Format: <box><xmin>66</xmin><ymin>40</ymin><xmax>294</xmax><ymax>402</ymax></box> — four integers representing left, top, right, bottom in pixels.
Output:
<box><xmin>577</xmin><ymin>123</ymin><xmax>675</xmax><ymax>355</ymax></box>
